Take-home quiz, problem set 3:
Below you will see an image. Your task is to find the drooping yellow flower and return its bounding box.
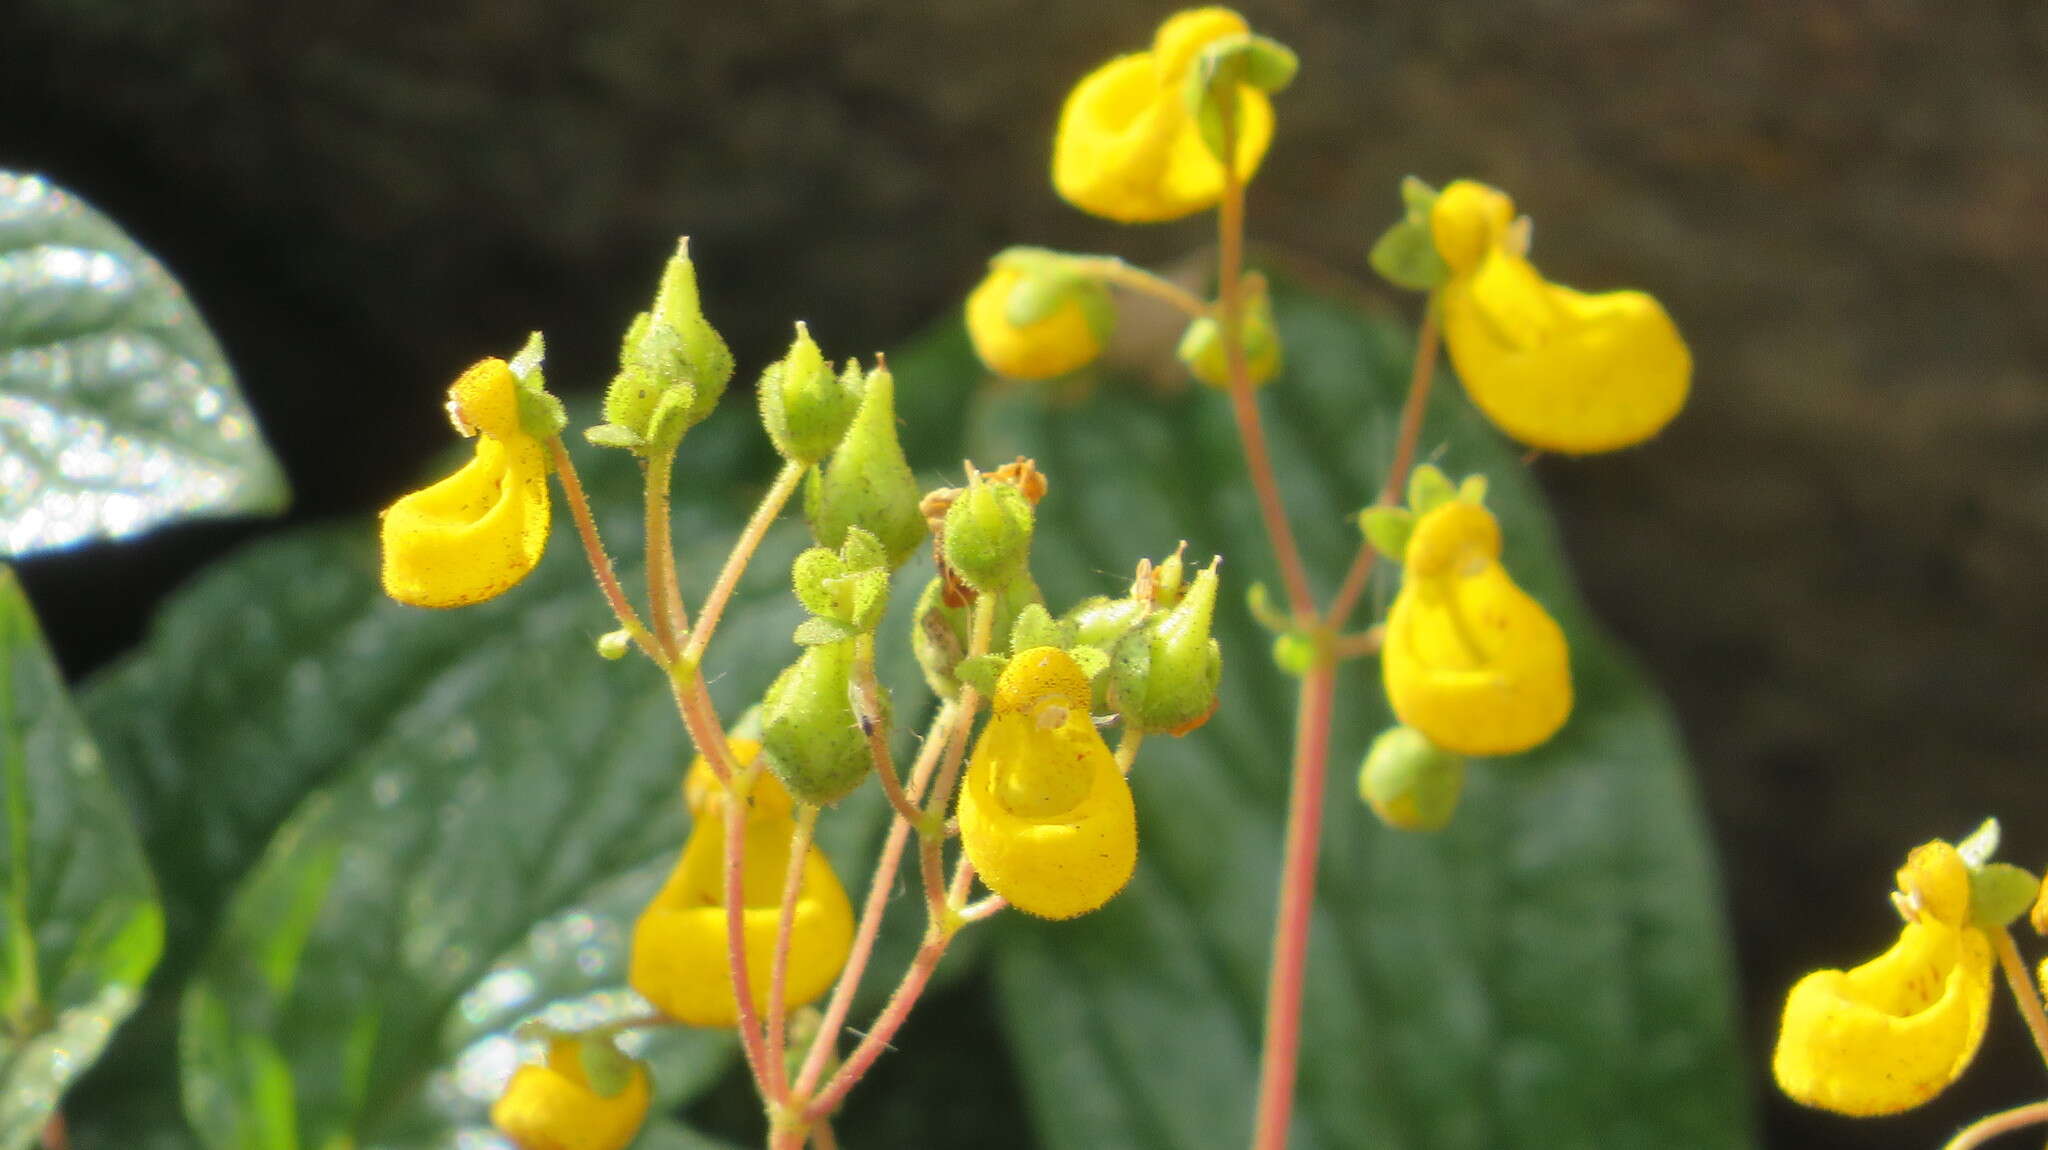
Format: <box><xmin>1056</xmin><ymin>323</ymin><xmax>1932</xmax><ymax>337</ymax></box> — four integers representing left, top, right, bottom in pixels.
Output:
<box><xmin>1051</xmin><ymin>8</ymin><xmax>1274</xmax><ymax>223</ymax></box>
<box><xmin>380</xmin><ymin>358</ymin><xmax>551</xmax><ymax>607</ymax></box>
<box><xmin>966</xmin><ymin>263</ymin><xmax>1107</xmax><ymax>380</ymax></box>
<box><xmin>1431</xmin><ymin>180</ymin><xmax>1691</xmax><ymax>454</ymax></box>
<box><xmin>1382</xmin><ymin>498</ymin><xmax>1571</xmax><ymax>756</ymax></box>
<box><xmin>1774</xmin><ymin>840</ymin><xmax>1994</xmax><ymax>1116</ymax></box>
<box><xmin>959</xmin><ymin>647</ymin><xmax>1138</xmax><ymax>919</ymax></box>
<box><xmin>490</xmin><ymin>1037</ymin><xmax>650</xmax><ymax>1150</ymax></box>
<box><xmin>628</xmin><ymin>740</ymin><xmax>855</xmax><ymax>1029</ymax></box>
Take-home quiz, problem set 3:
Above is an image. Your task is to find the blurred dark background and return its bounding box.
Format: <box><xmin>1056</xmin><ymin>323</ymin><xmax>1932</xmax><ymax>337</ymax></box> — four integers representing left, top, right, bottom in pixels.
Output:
<box><xmin>6</xmin><ymin>1</ymin><xmax>2046</xmax><ymax>1146</ymax></box>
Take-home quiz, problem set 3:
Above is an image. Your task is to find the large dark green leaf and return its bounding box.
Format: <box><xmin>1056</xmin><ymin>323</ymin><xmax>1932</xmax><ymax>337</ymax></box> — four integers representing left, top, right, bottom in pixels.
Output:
<box><xmin>0</xmin><ymin>173</ymin><xmax>287</xmax><ymax>557</ymax></box>
<box><xmin>889</xmin><ymin>282</ymin><xmax>1752</xmax><ymax>1149</ymax></box>
<box><xmin>76</xmin><ymin>409</ymin><xmax>935</xmax><ymax>1148</ymax></box>
<box><xmin>0</xmin><ymin>568</ymin><xmax>162</xmax><ymax>1148</ymax></box>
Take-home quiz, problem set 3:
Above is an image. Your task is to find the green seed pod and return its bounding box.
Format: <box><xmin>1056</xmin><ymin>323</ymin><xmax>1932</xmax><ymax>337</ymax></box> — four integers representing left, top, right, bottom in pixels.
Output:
<box><xmin>911</xmin><ymin>575</ymin><xmax>1044</xmax><ymax>697</ymax></box>
<box><xmin>760</xmin><ymin>638</ymin><xmax>876</xmax><ymax>805</ymax></box>
<box><xmin>1107</xmin><ymin>559</ymin><xmax>1223</xmax><ymax>735</ymax></box>
<box><xmin>942</xmin><ymin>480</ymin><xmax>1034</xmax><ymax>593</ymax></box>
<box><xmin>761</xmin><ymin>323</ymin><xmax>863</xmax><ymax>465</ymax></box>
<box><xmin>1359</xmin><ymin>725</ymin><xmax>1466</xmax><ymax>832</ymax></box>
<box><xmin>804</xmin><ymin>361</ymin><xmax>927</xmax><ymax>568</ymax></box>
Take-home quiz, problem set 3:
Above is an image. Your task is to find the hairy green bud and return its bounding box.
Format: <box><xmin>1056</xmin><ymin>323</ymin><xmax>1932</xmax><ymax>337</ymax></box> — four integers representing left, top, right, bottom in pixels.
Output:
<box><xmin>761</xmin><ymin>323</ymin><xmax>863</xmax><ymax>465</ymax></box>
<box><xmin>1359</xmin><ymin>725</ymin><xmax>1465</xmax><ymax>832</ymax></box>
<box><xmin>1062</xmin><ymin>594</ymin><xmax>1147</xmax><ymax>710</ymax></box>
<box><xmin>594</xmin><ymin>238</ymin><xmax>732</xmax><ymax>454</ymax></box>
<box><xmin>942</xmin><ymin>479</ymin><xmax>1035</xmax><ymax>593</ymax></box>
<box><xmin>760</xmin><ymin>638</ymin><xmax>875</xmax><ymax>805</ymax></box>
<box><xmin>804</xmin><ymin>361</ymin><xmax>926</xmax><ymax>568</ymax></box>
<box><xmin>1107</xmin><ymin>558</ymin><xmax>1223</xmax><ymax>735</ymax></box>
<box><xmin>911</xmin><ymin>575</ymin><xmax>1044</xmax><ymax>697</ymax></box>
<box><xmin>790</xmin><ymin>527</ymin><xmax>893</xmax><ymax>634</ymax></box>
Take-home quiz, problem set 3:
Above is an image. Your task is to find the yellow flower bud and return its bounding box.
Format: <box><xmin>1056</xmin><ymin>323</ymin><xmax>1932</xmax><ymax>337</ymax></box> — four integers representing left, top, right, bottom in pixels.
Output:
<box><xmin>1382</xmin><ymin>499</ymin><xmax>1570</xmax><ymax>755</ymax></box>
<box><xmin>380</xmin><ymin>358</ymin><xmax>551</xmax><ymax>608</ymax></box>
<box><xmin>958</xmin><ymin>648</ymin><xmax>1137</xmax><ymax>919</ymax></box>
<box><xmin>1051</xmin><ymin>8</ymin><xmax>1274</xmax><ymax>223</ymax></box>
<box><xmin>1773</xmin><ymin>839</ymin><xmax>1994</xmax><ymax>1116</ymax></box>
<box><xmin>629</xmin><ymin>742</ymin><xmax>854</xmax><ymax>1028</ymax></box>
<box><xmin>1431</xmin><ymin>179</ymin><xmax>1691</xmax><ymax>454</ymax></box>
<box><xmin>490</xmin><ymin>1037</ymin><xmax>650</xmax><ymax>1150</ymax></box>
<box><xmin>966</xmin><ymin>263</ymin><xmax>1109</xmax><ymax>380</ymax></box>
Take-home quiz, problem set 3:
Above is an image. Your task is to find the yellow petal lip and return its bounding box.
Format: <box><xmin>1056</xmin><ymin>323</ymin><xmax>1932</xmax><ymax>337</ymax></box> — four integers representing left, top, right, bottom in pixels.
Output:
<box><xmin>1050</xmin><ymin>8</ymin><xmax>1274</xmax><ymax>223</ymax></box>
<box><xmin>1773</xmin><ymin>919</ymin><xmax>1993</xmax><ymax>1116</ymax></box>
<box><xmin>490</xmin><ymin>1040</ymin><xmax>650</xmax><ymax>1150</ymax></box>
<box><xmin>966</xmin><ymin>265</ymin><xmax>1103</xmax><ymax>380</ymax></box>
<box><xmin>380</xmin><ymin>358</ymin><xmax>552</xmax><ymax>608</ymax></box>
<box><xmin>629</xmin><ymin>754</ymin><xmax>854</xmax><ymax>1029</ymax></box>
<box><xmin>1383</xmin><ymin>502</ymin><xmax>1571</xmax><ymax>756</ymax></box>
<box><xmin>959</xmin><ymin>647</ymin><xmax>1138</xmax><ymax>919</ymax></box>
<box><xmin>379</xmin><ymin>435</ymin><xmax>551</xmax><ymax>608</ymax></box>
<box><xmin>1431</xmin><ymin>179</ymin><xmax>1692</xmax><ymax>454</ymax></box>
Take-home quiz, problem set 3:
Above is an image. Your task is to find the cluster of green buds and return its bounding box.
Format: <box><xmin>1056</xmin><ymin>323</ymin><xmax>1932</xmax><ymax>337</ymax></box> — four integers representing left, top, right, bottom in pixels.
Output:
<box><xmin>760</xmin><ymin>527</ymin><xmax>897</xmax><ymax>805</ymax></box>
<box><xmin>907</xmin><ymin>466</ymin><xmax>1225</xmax><ymax>743</ymax></box>
<box><xmin>800</xmin><ymin>353</ymin><xmax>925</xmax><ymax>568</ymax></box>
<box><xmin>586</xmin><ymin>239</ymin><xmax>735</xmax><ymax>457</ymax></box>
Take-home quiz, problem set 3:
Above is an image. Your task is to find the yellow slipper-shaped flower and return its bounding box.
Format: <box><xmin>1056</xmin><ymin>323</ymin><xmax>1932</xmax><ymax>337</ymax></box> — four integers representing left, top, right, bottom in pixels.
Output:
<box><xmin>1774</xmin><ymin>840</ymin><xmax>1994</xmax><ymax>1116</ymax></box>
<box><xmin>490</xmin><ymin>1037</ymin><xmax>650</xmax><ymax>1150</ymax></box>
<box><xmin>628</xmin><ymin>740</ymin><xmax>855</xmax><ymax>1029</ymax></box>
<box><xmin>959</xmin><ymin>647</ymin><xmax>1137</xmax><ymax>919</ymax></box>
<box><xmin>1052</xmin><ymin>8</ymin><xmax>1274</xmax><ymax>223</ymax></box>
<box><xmin>380</xmin><ymin>358</ymin><xmax>551</xmax><ymax>607</ymax></box>
<box><xmin>1382</xmin><ymin>499</ymin><xmax>1571</xmax><ymax>756</ymax></box>
<box><xmin>965</xmin><ymin>262</ymin><xmax>1107</xmax><ymax>380</ymax></box>
<box><xmin>1432</xmin><ymin>180</ymin><xmax>1691</xmax><ymax>454</ymax></box>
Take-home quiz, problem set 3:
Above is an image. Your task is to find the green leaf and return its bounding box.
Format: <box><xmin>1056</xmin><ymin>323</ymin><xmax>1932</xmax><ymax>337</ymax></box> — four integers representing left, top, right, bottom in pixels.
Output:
<box><xmin>635</xmin><ymin>1119</ymin><xmax>748</xmax><ymax>1150</ymax></box>
<box><xmin>1356</xmin><ymin>506</ymin><xmax>1414</xmax><ymax>560</ymax></box>
<box><xmin>0</xmin><ymin>173</ymin><xmax>287</xmax><ymax>556</ymax></box>
<box><xmin>1367</xmin><ymin>219</ymin><xmax>1449</xmax><ymax>293</ymax></box>
<box><xmin>0</xmin><ymin>568</ymin><xmax>162</xmax><ymax>1148</ymax></box>
<box><xmin>895</xmin><ymin>278</ymin><xmax>1749</xmax><ymax>1149</ymax></box>
<box><xmin>74</xmin><ymin>405</ymin><xmax>940</xmax><ymax>1148</ymax></box>
<box><xmin>1970</xmin><ymin>862</ymin><xmax>2038</xmax><ymax>929</ymax></box>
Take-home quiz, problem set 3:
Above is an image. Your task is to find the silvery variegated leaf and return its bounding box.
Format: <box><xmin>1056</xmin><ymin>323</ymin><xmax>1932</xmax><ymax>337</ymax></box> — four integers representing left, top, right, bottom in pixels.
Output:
<box><xmin>0</xmin><ymin>172</ymin><xmax>286</xmax><ymax>557</ymax></box>
<box><xmin>0</xmin><ymin>569</ymin><xmax>163</xmax><ymax>1150</ymax></box>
